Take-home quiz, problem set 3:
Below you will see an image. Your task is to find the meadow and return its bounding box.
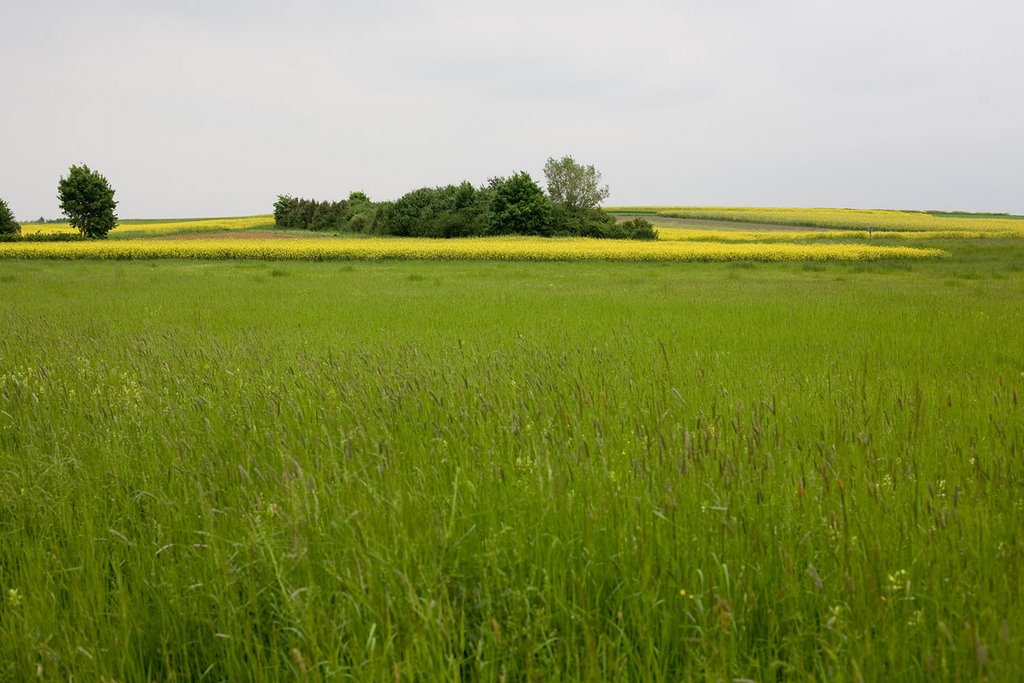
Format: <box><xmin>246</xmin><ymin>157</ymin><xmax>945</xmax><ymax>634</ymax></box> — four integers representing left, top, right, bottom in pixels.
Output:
<box><xmin>0</xmin><ymin>216</ymin><xmax>1022</xmax><ymax>680</ymax></box>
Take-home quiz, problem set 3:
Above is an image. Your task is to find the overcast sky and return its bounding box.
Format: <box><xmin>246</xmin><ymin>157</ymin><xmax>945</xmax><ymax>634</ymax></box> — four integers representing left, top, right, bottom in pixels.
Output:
<box><xmin>2</xmin><ymin>0</ymin><xmax>1022</xmax><ymax>219</ymax></box>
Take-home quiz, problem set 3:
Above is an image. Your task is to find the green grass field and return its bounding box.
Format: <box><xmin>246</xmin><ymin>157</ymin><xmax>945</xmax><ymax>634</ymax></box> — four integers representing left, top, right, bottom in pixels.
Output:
<box><xmin>2</xmin><ymin>239</ymin><xmax>1023</xmax><ymax>680</ymax></box>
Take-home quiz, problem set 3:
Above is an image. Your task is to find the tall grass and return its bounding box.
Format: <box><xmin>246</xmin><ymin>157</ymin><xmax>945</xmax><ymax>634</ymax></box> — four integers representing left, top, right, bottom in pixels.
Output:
<box><xmin>1</xmin><ymin>256</ymin><xmax>1022</xmax><ymax>680</ymax></box>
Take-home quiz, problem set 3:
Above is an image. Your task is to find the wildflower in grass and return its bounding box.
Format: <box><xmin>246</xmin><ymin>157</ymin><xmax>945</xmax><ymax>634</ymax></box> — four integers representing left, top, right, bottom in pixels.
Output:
<box><xmin>887</xmin><ymin>569</ymin><xmax>907</xmax><ymax>587</ymax></box>
<box><xmin>826</xmin><ymin>604</ymin><xmax>847</xmax><ymax>630</ymax></box>
<box><xmin>679</xmin><ymin>589</ymin><xmax>694</xmax><ymax>600</ymax></box>
<box><xmin>7</xmin><ymin>588</ymin><xmax>21</xmax><ymax>607</ymax></box>
<box><xmin>885</xmin><ymin>569</ymin><xmax>911</xmax><ymax>601</ymax></box>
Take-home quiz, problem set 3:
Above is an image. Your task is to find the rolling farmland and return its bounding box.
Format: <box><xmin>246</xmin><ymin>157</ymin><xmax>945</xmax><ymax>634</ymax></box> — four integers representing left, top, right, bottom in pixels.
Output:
<box><xmin>1</xmin><ymin>211</ymin><xmax>1022</xmax><ymax>680</ymax></box>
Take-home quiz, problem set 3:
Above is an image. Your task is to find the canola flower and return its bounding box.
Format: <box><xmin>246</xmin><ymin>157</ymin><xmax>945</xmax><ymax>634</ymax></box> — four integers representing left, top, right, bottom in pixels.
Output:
<box><xmin>656</xmin><ymin>227</ymin><xmax>867</xmax><ymax>243</ymax></box>
<box><xmin>22</xmin><ymin>215</ymin><xmax>275</xmax><ymax>237</ymax></box>
<box><xmin>608</xmin><ymin>206</ymin><xmax>1024</xmax><ymax>235</ymax></box>
<box><xmin>0</xmin><ymin>236</ymin><xmax>947</xmax><ymax>262</ymax></box>
<box><xmin>654</xmin><ymin>226</ymin><xmax>1024</xmax><ymax>242</ymax></box>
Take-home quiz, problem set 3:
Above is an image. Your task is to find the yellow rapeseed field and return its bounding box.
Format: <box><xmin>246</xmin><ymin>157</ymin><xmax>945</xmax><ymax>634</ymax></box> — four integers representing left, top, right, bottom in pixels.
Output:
<box><xmin>0</xmin><ymin>236</ymin><xmax>946</xmax><ymax>262</ymax></box>
<box><xmin>21</xmin><ymin>215</ymin><xmax>275</xmax><ymax>236</ymax></box>
<box><xmin>654</xmin><ymin>227</ymin><xmax>1024</xmax><ymax>242</ymax></box>
<box><xmin>608</xmin><ymin>207</ymin><xmax>1024</xmax><ymax>235</ymax></box>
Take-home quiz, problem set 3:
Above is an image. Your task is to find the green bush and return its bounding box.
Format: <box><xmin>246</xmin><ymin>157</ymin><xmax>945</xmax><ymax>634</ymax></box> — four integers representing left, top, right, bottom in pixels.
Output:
<box><xmin>550</xmin><ymin>204</ymin><xmax>616</xmax><ymax>237</ymax></box>
<box><xmin>613</xmin><ymin>217</ymin><xmax>658</xmax><ymax>240</ymax></box>
<box><xmin>345</xmin><ymin>191</ymin><xmax>377</xmax><ymax>232</ymax></box>
<box><xmin>489</xmin><ymin>172</ymin><xmax>552</xmax><ymax>236</ymax></box>
<box><xmin>274</xmin><ymin>195</ymin><xmax>349</xmax><ymax>231</ymax></box>
<box><xmin>0</xmin><ymin>198</ymin><xmax>19</xmax><ymax>236</ymax></box>
<box><xmin>373</xmin><ymin>183</ymin><xmax>492</xmax><ymax>237</ymax></box>
<box><xmin>273</xmin><ymin>195</ymin><xmax>298</xmax><ymax>227</ymax></box>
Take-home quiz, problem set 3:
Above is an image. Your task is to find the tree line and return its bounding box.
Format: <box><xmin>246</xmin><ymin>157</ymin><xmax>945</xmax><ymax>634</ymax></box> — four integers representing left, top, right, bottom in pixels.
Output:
<box><xmin>273</xmin><ymin>157</ymin><xmax>656</xmax><ymax>240</ymax></box>
<box><xmin>2</xmin><ymin>157</ymin><xmax>655</xmax><ymax>241</ymax></box>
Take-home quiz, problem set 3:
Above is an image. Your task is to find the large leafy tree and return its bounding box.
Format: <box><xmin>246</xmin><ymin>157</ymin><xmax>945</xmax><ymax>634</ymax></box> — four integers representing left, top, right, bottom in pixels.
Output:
<box><xmin>489</xmin><ymin>172</ymin><xmax>552</xmax><ymax>236</ymax></box>
<box><xmin>0</xmin><ymin>198</ymin><xmax>19</xmax><ymax>236</ymax></box>
<box><xmin>543</xmin><ymin>155</ymin><xmax>610</xmax><ymax>212</ymax></box>
<box><xmin>58</xmin><ymin>164</ymin><xmax>118</xmax><ymax>238</ymax></box>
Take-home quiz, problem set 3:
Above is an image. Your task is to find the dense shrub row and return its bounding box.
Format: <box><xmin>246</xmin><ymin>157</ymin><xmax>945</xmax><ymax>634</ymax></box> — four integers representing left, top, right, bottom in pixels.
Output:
<box><xmin>274</xmin><ymin>168</ymin><xmax>656</xmax><ymax>240</ymax></box>
<box><xmin>272</xmin><ymin>192</ymin><xmax>376</xmax><ymax>233</ymax></box>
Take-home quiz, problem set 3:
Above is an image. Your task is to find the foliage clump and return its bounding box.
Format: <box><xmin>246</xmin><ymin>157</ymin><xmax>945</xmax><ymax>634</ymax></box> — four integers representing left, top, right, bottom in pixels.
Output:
<box><xmin>274</xmin><ymin>191</ymin><xmax>379</xmax><ymax>232</ymax></box>
<box><xmin>373</xmin><ymin>182</ymin><xmax>492</xmax><ymax>237</ymax></box>
<box><xmin>0</xmin><ymin>198</ymin><xmax>19</xmax><ymax>237</ymax></box>
<box><xmin>58</xmin><ymin>164</ymin><xmax>118</xmax><ymax>239</ymax></box>
<box><xmin>543</xmin><ymin>155</ymin><xmax>609</xmax><ymax>212</ymax></box>
<box><xmin>489</xmin><ymin>173</ymin><xmax>553</xmax><ymax>236</ymax></box>
<box><xmin>610</xmin><ymin>217</ymin><xmax>657</xmax><ymax>240</ymax></box>
<box><xmin>274</xmin><ymin>157</ymin><xmax>656</xmax><ymax>240</ymax></box>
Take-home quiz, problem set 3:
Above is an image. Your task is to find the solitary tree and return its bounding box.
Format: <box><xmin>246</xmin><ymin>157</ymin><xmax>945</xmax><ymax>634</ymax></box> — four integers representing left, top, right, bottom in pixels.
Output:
<box><xmin>0</xmin><ymin>198</ymin><xmax>19</xmax><ymax>236</ymax></box>
<box><xmin>58</xmin><ymin>164</ymin><xmax>118</xmax><ymax>238</ymax></box>
<box><xmin>543</xmin><ymin>155</ymin><xmax>610</xmax><ymax>212</ymax></box>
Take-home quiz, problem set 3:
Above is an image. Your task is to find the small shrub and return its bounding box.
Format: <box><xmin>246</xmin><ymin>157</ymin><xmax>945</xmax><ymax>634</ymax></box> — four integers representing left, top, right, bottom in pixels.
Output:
<box><xmin>619</xmin><ymin>218</ymin><xmax>657</xmax><ymax>240</ymax></box>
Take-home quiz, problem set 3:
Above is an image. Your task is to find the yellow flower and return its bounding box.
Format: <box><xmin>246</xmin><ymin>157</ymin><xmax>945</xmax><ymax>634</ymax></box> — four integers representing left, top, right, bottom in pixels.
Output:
<box><xmin>0</xmin><ymin>235</ymin><xmax>948</xmax><ymax>263</ymax></box>
<box><xmin>634</xmin><ymin>206</ymin><xmax>1024</xmax><ymax>236</ymax></box>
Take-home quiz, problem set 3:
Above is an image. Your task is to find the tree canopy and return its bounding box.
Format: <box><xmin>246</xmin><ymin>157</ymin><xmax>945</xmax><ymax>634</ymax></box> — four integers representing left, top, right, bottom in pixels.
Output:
<box><xmin>489</xmin><ymin>173</ymin><xmax>553</xmax><ymax>236</ymax></box>
<box><xmin>0</xmin><ymin>198</ymin><xmax>19</xmax><ymax>236</ymax></box>
<box><xmin>58</xmin><ymin>164</ymin><xmax>118</xmax><ymax>239</ymax></box>
<box><xmin>543</xmin><ymin>155</ymin><xmax>610</xmax><ymax>212</ymax></box>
